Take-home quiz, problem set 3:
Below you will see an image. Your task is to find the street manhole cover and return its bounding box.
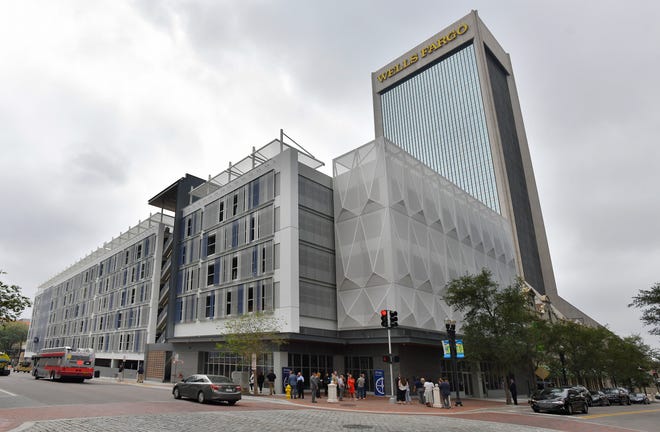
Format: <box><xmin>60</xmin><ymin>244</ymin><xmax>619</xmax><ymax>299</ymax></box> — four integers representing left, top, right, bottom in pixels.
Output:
<box><xmin>343</xmin><ymin>426</ymin><xmax>374</xmax><ymax>430</ymax></box>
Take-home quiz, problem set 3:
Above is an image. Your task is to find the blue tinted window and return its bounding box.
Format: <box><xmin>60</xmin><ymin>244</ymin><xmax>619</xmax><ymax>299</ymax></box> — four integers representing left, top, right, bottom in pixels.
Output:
<box><xmin>381</xmin><ymin>43</ymin><xmax>500</xmax><ymax>213</ymax></box>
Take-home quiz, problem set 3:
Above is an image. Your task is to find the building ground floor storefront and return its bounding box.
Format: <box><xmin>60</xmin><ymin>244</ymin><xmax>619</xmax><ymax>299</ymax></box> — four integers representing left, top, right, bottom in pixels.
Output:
<box><xmin>137</xmin><ymin>328</ymin><xmax>525</xmax><ymax>400</ymax></box>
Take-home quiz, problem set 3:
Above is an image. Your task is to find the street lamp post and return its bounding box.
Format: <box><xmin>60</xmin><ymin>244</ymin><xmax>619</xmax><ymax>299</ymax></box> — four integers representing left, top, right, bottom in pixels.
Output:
<box><xmin>558</xmin><ymin>345</ymin><xmax>567</xmax><ymax>386</ymax></box>
<box><xmin>445</xmin><ymin>319</ymin><xmax>463</xmax><ymax>407</ymax></box>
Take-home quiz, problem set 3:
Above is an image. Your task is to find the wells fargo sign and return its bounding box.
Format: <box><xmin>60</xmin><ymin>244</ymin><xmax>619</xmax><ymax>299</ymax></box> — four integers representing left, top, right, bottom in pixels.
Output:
<box><xmin>376</xmin><ymin>23</ymin><xmax>469</xmax><ymax>83</ymax></box>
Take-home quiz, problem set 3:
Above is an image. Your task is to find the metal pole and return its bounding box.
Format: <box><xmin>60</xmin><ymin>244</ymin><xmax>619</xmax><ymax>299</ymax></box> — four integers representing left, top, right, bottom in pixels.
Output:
<box><xmin>559</xmin><ymin>348</ymin><xmax>567</xmax><ymax>386</ymax></box>
<box><xmin>445</xmin><ymin>319</ymin><xmax>462</xmax><ymax>406</ymax></box>
<box><xmin>387</xmin><ymin>327</ymin><xmax>395</xmax><ymax>403</ymax></box>
<box><xmin>451</xmin><ymin>337</ymin><xmax>462</xmax><ymax>406</ymax></box>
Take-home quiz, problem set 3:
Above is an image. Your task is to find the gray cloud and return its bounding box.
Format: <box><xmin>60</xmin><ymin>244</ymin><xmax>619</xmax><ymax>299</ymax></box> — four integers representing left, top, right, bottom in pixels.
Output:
<box><xmin>1</xmin><ymin>0</ymin><xmax>658</xmax><ymax>349</ymax></box>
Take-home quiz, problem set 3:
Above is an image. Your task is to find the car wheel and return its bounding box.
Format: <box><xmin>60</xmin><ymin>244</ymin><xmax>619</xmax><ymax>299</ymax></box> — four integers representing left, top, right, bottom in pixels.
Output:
<box><xmin>582</xmin><ymin>403</ymin><xmax>588</xmax><ymax>414</ymax></box>
<box><xmin>173</xmin><ymin>388</ymin><xmax>181</xmax><ymax>399</ymax></box>
<box><xmin>532</xmin><ymin>406</ymin><xmax>540</xmax><ymax>413</ymax></box>
<box><xmin>197</xmin><ymin>391</ymin><xmax>206</xmax><ymax>404</ymax></box>
<box><xmin>605</xmin><ymin>399</ymin><xmax>611</xmax><ymax>406</ymax></box>
<box><xmin>566</xmin><ymin>403</ymin><xmax>573</xmax><ymax>415</ymax></box>
<box><xmin>34</xmin><ymin>370</ymin><xmax>39</xmax><ymax>380</ymax></box>
<box><xmin>227</xmin><ymin>401</ymin><xmax>236</xmax><ymax>406</ymax></box>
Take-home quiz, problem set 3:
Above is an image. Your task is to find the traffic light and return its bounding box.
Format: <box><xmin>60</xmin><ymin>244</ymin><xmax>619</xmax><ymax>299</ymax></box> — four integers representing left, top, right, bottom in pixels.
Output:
<box><xmin>389</xmin><ymin>310</ymin><xmax>398</xmax><ymax>328</ymax></box>
<box><xmin>380</xmin><ymin>309</ymin><xmax>389</xmax><ymax>327</ymax></box>
<box><xmin>382</xmin><ymin>354</ymin><xmax>391</xmax><ymax>363</ymax></box>
<box><xmin>393</xmin><ymin>355</ymin><xmax>400</xmax><ymax>363</ymax></box>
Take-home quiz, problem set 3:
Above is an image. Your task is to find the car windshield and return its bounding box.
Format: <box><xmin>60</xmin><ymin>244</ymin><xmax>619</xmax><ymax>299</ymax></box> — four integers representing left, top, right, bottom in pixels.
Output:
<box><xmin>537</xmin><ymin>388</ymin><xmax>566</xmax><ymax>399</ymax></box>
<box><xmin>208</xmin><ymin>375</ymin><xmax>232</xmax><ymax>384</ymax></box>
<box><xmin>632</xmin><ymin>393</ymin><xmax>644</xmax><ymax>397</ymax></box>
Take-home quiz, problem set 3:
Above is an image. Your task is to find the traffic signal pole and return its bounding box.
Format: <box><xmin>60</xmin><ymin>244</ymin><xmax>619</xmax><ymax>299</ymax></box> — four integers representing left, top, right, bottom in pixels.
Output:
<box><xmin>387</xmin><ymin>325</ymin><xmax>395</xmax><ymax>403</ymax></box>
<box><xmin>380</xmin><ymin>309</ymin><xmax>397</xmax><ymax>403</ymax></box>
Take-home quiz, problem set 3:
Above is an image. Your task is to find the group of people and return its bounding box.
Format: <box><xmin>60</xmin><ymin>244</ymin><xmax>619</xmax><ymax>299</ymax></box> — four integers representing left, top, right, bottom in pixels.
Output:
<box><xmin>280</xmin><ymin>370</ymin><xmax>368</xmax><ymax>402</ymax></box>
<box><xmin>249</xmin><ymin>369</ymin><xmax>278</xmax><ymax>395</ymax></box>
<box><xmin>399</xmin><ymin>376</ymin><xmax>452</xmax><ymax>408</ymax></box>
<box><xmin>330</xmin><ymin>371</ymin><xmax>368</xmax><ymax>401</ymax></box>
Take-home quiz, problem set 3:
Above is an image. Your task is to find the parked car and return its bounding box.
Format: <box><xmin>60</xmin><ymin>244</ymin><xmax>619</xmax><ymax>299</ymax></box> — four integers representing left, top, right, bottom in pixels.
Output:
<box><xmin>172</xmin><ymin>374</ymin><xmax>241</xmax><ymax>405</ymax></box>
<box><xmin>629</xmin><ymin>392</ymin><xmax>650</xmax><ymax>404</ymax></box>
<box><xmin>14</xmin><ymin>361</ymin><xmax>32</xmax><ymax>373</ymax></box>
<box><xmin>572</xmin><ymin>385</ymin><xmax>592</xmax><ymax>405</ymax></box>
<box><xmin>530</xmin><ymin>387</ymin><xmax>589</xmax><ymax>415</ymax></box>
<box><xmin>603</xmin><ymin>387</ymin><xmax>630</xmax><ymax>405</ymax></box>
<box><xmin>589</xmin><ymin>390</ymin><xmax>611</xmax><ymax>406</ymax></box>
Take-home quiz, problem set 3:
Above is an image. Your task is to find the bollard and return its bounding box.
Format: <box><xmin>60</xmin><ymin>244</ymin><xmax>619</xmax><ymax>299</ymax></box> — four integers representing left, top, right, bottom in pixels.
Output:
<box><xmin>327</xmin><ymin>382</ymin><xmax>338</xmax><ymax>403</ymax></box>
<box><xmin>432</xmin><ymin>384</ymin><xmax>443</xmax><ymax>408</ymax></box>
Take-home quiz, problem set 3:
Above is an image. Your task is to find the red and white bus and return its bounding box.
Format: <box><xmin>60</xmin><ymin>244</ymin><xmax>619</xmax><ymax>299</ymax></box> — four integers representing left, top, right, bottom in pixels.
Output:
<box><xmin>33</xmin><ymin>346</ymin><xmax>95</xmax><ymax>382</ymax></box>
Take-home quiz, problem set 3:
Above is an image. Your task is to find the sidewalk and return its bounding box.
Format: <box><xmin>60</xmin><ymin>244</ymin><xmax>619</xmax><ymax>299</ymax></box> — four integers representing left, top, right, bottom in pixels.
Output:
<box><xmin>250</xmin><ymin>392</ymin><xmax>520</xmax><ymax>415</ymax></box>
<box><xmin>120</xmin><ymin>378</ymin><xmax>525</xmax><ymax>415</ymax></box>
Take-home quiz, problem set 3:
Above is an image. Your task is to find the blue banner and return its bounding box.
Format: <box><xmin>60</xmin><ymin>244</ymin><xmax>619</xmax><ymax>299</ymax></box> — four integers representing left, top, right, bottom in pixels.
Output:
<box><xmin>374</xmin><ymin>369</ymin><xmax>385</xmax><ymax>396</ymax></box>
<box><xmin>282</xmin><ymin>367</ymin><xmax>292</xmax><ymax>392</ymax></box>
<box><xmin>442</xmin><ymin>340</ymin><xmax>451</xmax><ymax>358</ymax></box>
<box><xmin>456</xmin><ymin>339</ymin><xmax>465</xmax><ymax>358</ymax></box>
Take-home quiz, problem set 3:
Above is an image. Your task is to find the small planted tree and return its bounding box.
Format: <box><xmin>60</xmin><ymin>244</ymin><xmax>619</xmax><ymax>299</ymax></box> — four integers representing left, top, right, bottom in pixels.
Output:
<box><xmin>215</xmin><ymin>312</ymin><xmax>286</xmax><ymax>395</ymax></box>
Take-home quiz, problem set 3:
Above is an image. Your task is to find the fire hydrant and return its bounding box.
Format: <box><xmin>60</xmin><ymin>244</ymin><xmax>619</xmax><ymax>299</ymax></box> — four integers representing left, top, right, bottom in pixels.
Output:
<box><xmin>285</xmin><ymin>384</ymin><xmax>292</xmax><ymax>399</ymax></box>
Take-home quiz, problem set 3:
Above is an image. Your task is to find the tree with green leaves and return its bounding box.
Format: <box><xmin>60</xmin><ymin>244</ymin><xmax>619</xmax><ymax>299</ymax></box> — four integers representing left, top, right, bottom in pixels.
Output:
<box><xmin>444</xmin><ymin>269</ymin><xmax>541</xmax><ymax>404</ymax></box>
<box><xmin>0</xmin><ymin>321</ymin><xmax>29</xmax><ymax>354</ymax></box>
<box><xmin>215</xmin><ymin>312</ymin><xmax>286</xmax><ymax>395</ymax></box>
<box><xmin>0</xmin><ymin>271</ymin><xmax>31</xmax><ymax>324</ymax></box>
<box><xmin>542</xmin><ymin>320</ymin><xmax>613</xmax><ymax>388</ymax></box>
<box><xmin>602</xmin><ymin>334</ymin><xmax>656</xmax><ymax>390</ymax></box>
<box><xmin>629</xmin><ymin>283</ymin><xmax>660</xmax><ymax>336</ymax></box>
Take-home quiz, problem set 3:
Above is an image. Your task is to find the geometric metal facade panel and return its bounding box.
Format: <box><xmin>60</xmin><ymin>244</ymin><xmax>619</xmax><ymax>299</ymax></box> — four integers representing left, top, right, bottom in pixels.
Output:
<box><xmin>333</xmin><ymin>137</ymin><xmax>518</xmax><ymax>331</ymax></box>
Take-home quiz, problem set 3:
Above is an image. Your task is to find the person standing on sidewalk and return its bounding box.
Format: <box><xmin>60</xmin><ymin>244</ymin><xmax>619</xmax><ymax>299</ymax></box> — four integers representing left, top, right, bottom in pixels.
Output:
<box><xmin>267</xmin><ymin>370</ymin><xmax>276</xmax><ymax>395</ymax></box>
<box><xmin>257</xmin><ymin>370</ymin><xmax>265</xmax><ymax>395</ymax></box>
<box><xmin>347</xmin><ymin>373</ymin><xmax>356</xmax><ymax>400</ymax></box>
<box><xmin>509</xmin><ymin>378</ymin><xmax>518</xmax><ymax>405</ymax></box>
<box><xmin>288</xmin><ymin>372</ymin><xmax>298</xmax><ymax>398</ymax></box>
<box><xmin>417</xmin><ymin>378</ymin><xmax>426</xmax><ymax>404</ymax></box>
<box><xmin>356</xmin><ymin>373</ymin><xmax>366</xmax><ymax>400</ymax></box>
<box><xmin>423</xmin><ymin>377</ymin><xmax>434</xmax><ymax>407</ymax></box>
<box><xmin>296</xmin><ymin>371</ymin><xmax>305</xmax><ymax>399</ymax></box>
<box><xmin>310</xmin><ymin>372</ymin><xmax>320</xmax><ymax>403</ymax></box>
<box><xmin>440</xmin><ymin>378</ymin><xmax>451</xmax><ymax>408</ymax></box>
<box><xmin>117</xmin><ymin>362</ymin><xmax>124</xmax><ymax>382</ymax></box>
<box><xmin>337</xmin><ymin>374</ymin><xmax>345</xmax><ymax>401</ymax></box>
<box><xmin>136</xmin><ymin>364</ymin><xmax>144</xmax><ymax>383</ymax></box>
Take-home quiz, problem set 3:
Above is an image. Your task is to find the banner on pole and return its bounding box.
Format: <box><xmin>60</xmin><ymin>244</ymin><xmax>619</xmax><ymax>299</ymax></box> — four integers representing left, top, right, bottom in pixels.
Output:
<box><xmin>442</xmin><ymin>340</ymin><xmax>451</xmax><ymax>358</ymax></box>
<box><xmin>374</xmin><ymin>369</ymin><xmax>385</xmax><ymax>396</ymax></box>
<box><xmin>456</xmin><ymin>339</ymin><xmax>465</xmax><ymax>358</ymax></box>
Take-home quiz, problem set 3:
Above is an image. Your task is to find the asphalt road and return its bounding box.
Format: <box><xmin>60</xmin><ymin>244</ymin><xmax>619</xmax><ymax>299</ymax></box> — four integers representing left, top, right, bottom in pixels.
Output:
<box><xmin>1</xmin><ymin>372</ymin><xmax>659</xmax><ymax>432</ymax></box>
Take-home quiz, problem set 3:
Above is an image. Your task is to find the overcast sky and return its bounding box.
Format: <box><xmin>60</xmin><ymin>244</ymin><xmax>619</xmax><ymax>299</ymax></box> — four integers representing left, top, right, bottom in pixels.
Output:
<box><xmin>1</xmin><ymin>0</ymin><xmax>658</xmax><ymax>350</ymax></box>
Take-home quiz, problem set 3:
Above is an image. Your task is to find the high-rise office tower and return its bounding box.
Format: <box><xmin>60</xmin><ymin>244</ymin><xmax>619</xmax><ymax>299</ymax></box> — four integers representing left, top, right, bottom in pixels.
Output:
<box><xmin>372</xmin><ymin>10</ymin><xmax>558</xmax><ymax>301</ymax></box>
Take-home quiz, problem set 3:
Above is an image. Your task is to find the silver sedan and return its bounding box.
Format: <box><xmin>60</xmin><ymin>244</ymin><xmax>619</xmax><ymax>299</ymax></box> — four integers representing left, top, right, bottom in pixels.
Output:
<box><xmin>173</xmin><ymin>374</ymin><xmax>242</xmax><ymax>405</ymax></box>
